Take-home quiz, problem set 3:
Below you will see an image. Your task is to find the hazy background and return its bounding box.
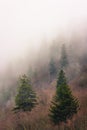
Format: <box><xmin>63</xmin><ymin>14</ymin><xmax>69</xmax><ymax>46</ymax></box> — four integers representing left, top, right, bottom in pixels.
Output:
<box><xmin>0</xmin><ymin>0</ymin><xmax>87</xmax><ymax>74</ymax></box>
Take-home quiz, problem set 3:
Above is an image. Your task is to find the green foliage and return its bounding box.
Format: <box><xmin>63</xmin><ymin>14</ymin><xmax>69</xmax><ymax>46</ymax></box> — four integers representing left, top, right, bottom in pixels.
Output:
<box><xmin>13</xmin><ymin>75</ymin><xmax>37</xmax><ymax>112</ymax></box>
<box><xmin>56</xmin><ymin>70</ymin><xmax>67</xmax><ymax>87</ymax></box>
<box><xmin>60</xmin><ymin>44</ymin><xmax>68</xmax><ymax>69</ymax></box>
<box><xmin>49</xmin><ymin>70</ymin><xmax>79</xmax><ymax>125</ymax></box>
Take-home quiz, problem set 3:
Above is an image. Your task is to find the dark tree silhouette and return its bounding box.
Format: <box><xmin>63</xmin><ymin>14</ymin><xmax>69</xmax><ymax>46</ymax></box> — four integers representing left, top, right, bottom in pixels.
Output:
<box><xmin>60</xmin><ymin>44</ymin><xmax>68</xmax><ymax>69</ymax></box>
<box><xmin>49</xmin><ymin>70</ymin><xmax>79</xmax><ymax>125</ymax></box>
<box><xmin>13</xmin><ymin>75</ymin><xmax>37</xmax><ymax>112</ymax></box>
<box><xmin>49</xmin><ymin>57</ymin><xmax>56</xmax><ymax>79</ymax></box>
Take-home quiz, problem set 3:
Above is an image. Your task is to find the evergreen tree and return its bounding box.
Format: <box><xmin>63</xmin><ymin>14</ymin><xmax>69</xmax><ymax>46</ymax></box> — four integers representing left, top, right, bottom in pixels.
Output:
<box><xmin>56</xmin><ymin>69</ymin><xmax>67</xmax><ymax>87</ymax></box>
<box><xmin>60</xmin><ymin>44</ymin><xmax>68</xmax><ymax>69</ymax></box>
<box><xmin>49</xmin><ymin>57</ymin><xmax>56</xmax><ymax>77</ymax></box>
<box><xmin>49</xmin><ymin>70</ymin><xmax>79</xmax><ymax>125</ymax></box>
<box><xmin>13</xmin><ymin>75</ymin><xmax>37</xmax><ymax>112</ymax></box>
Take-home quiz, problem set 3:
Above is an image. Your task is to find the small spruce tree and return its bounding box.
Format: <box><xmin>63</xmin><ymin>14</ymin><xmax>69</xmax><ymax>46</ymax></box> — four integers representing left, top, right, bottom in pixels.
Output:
<box><xmin>13</xmin><ymin>74</ymin><xmax>37</xmax><ymax>112</ymax></box>
<box><xmin>49</xmin><ymin>70</ymin><xmax>79</xmax><ymax>125</ymax></box>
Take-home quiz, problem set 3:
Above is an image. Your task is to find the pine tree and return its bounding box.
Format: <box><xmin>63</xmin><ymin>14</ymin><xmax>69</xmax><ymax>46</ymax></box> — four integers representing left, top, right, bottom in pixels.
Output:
<box><xmin>60</xmin><ymin>44</ymin><xmax>68</xmax><ymax>69</ymax></box>
<box><xmin>49</xmin><ymin>57</ymin><xmax>56</xmax><ymax>77</ymax></box>
<box><xmin>49</xmin><ymin>70</ymin><xmax>79</xmax><ymax>125</ymax></box>
<box><xmin>13</xmin><ymin>75</ymin><xmax>37</xmax><ymax>112</ymax></box>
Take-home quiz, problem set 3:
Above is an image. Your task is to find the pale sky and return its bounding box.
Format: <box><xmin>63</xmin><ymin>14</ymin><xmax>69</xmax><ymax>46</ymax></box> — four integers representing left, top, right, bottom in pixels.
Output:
<box><xmin>0</xmin><ymin>0</ymin><xmax>87</xmax><ymax>71</ymax></box>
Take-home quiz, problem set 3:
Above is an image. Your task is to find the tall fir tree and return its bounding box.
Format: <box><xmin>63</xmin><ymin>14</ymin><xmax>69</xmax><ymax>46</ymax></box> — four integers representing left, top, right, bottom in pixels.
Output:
<box><xmin>49</xmin><ymin>70</ymin><xmax>79</xmax><ymax>125</ymax></box>
<box><xmin>60</xmin><ymin>44</ymin><xmax>68</xmax><ymax>69</ymax></box>
<box><xmin>13</xmin><ymin>75</ymin><xmax>37</xmax><ymax>112</ymax></box>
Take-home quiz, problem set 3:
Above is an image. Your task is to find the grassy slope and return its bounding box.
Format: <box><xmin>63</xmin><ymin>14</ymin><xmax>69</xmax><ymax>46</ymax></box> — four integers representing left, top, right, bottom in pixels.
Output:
<box><xmin>0</xmin><ymin>77</ymin><xmax>87</xmax><ymax>130</ymax></box>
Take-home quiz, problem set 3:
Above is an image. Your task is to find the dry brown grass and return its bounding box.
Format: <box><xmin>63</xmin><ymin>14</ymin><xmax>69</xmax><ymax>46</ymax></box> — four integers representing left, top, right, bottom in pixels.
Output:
<box><xmin>0</xmin><ymin>86</ymin><xmax>87</xmax><ymax>130</ymax></box>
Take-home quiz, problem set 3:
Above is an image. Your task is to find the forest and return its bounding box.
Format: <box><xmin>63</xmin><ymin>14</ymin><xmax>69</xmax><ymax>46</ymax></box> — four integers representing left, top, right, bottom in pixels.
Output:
<box><xmin>0</xmin><ymin>0</ymin><xmax>87</xmax><ymax>129</ymax></box>
<box><xmin>0</xmin><ymin>30</ymin><xmax>87</xmax><ymax>130</ymax></box>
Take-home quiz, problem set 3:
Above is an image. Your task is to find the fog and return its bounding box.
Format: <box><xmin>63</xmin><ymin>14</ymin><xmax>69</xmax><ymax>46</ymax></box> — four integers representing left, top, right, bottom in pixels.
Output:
<box><xmin>0</xmin><ymin>0</ymin><xmax>87</xmax><ymax>78</ymax></box>
<box><xmin>0</xmin><ymin>0</ymin><xmax>87</xmax><ymax>110</ymax></box>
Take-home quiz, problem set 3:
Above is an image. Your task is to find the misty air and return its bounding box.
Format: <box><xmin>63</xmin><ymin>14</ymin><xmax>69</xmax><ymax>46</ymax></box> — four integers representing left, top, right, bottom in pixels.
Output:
<box><xmin>0</xmin><ymin>0</ymin><xmax>87</xmax><ymax>130</ymax></box>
